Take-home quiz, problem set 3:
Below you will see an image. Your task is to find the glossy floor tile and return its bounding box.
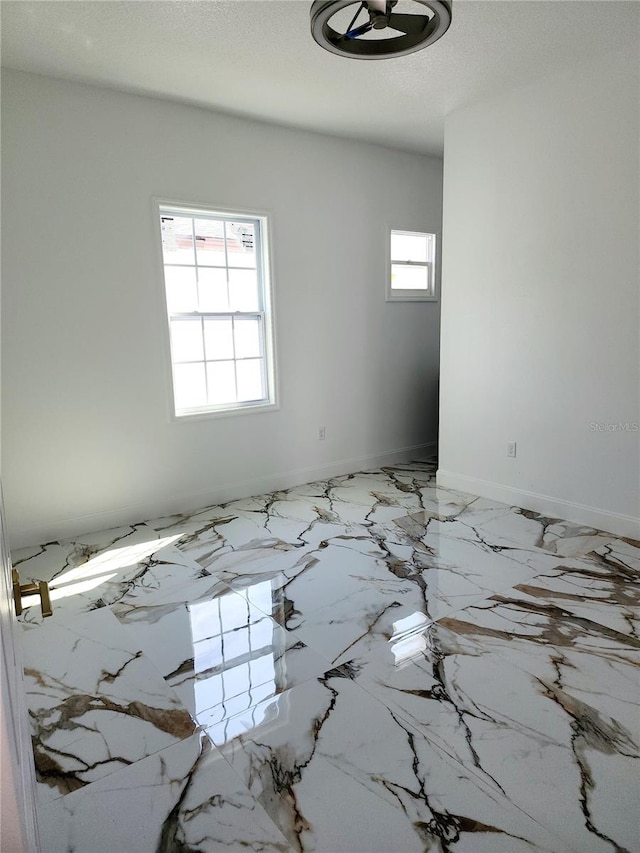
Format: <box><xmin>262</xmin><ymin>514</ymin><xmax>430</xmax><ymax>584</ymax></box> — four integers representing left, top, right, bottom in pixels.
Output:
<box><xmin>20</xmin><ymin>609</ymin><xmax>197</xmax><ymax>802</ymax></box>
<box><xmin>37</xmin><ymin>733</ymin><xmax>293</xmax><ymax>853</ymax></box>
<box><xmin>14</xmin><ymin>459</ymin><xmax>640</xmax><ymax>852</ymax></box>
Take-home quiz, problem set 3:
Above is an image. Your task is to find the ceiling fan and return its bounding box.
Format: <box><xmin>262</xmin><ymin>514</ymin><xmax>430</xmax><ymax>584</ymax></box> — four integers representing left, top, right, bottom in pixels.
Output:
<box><xmin>310</xmin><ymin>0</ymin><xmax>452</xmax><ymax>60</ymax></box>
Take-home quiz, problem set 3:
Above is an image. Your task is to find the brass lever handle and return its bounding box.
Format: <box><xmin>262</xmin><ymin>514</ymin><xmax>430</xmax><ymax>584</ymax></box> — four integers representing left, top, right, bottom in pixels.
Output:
<box><xmin>12</xmin><ymin>569</ymin><xmax>53</xmax><ymax>618</ymax></box>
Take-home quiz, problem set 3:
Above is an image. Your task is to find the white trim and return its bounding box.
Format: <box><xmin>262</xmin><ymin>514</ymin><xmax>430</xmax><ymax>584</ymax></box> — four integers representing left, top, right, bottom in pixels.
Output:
<box><xmin>8</xmin><ymin>443</ymin><xmax>437</xmax><ymax>550</ymax></box>
<box><xmin>0</xmin><ymin>487</ymin><xmax>41</xmax><ymax>853</ymax></box>
<box><xmin>172</xmin><ymin>400</ymin><xmax>280</xmax><ymax>422</ymax></box>
<box><xmin>436</xmin><ymin>469</ymin><xmax>640</xmax><ymax>540</ymax></box>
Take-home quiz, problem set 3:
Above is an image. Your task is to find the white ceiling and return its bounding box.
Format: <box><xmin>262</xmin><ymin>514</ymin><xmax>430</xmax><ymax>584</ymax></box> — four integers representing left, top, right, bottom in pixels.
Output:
<box><xmin>1</xmin><ymin>1</ymin><xmax>638</xmax><ymax>155</ymax></box>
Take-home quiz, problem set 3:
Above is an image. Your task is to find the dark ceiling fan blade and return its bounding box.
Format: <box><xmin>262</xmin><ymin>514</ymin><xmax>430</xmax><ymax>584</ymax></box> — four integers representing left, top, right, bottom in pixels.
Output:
<box><xmin>387</xmin><ymin>12</ymin><xmax>429</xmax><ymax>35</ymax></box>
<box><xmin>343</xmin><ymin>20</ymin><xmax>373</xmax><ymax>39</ymax></box>
<box><xmin>345</xmin><ymin>2</ymin><xmax>366</xmax><ymax>36</ymax></box>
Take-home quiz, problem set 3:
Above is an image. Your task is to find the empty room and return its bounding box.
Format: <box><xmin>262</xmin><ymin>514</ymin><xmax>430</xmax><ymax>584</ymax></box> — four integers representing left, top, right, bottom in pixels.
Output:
<box><xmin>1</xmin><ymin>1</ymin><xmax>638</xmax><ymax>851</ymax></box>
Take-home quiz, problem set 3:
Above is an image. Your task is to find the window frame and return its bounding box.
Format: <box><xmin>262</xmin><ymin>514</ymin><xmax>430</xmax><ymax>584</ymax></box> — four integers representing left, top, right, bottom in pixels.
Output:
<box><xmin>386</xmin><ymin>227</ymin><xmax>438</xmax><ymax>302</ymax></box>
<box><xmin>154</xmin><ymin>199</ymin><xmax>278</xmax><ymax>421</ymax></box>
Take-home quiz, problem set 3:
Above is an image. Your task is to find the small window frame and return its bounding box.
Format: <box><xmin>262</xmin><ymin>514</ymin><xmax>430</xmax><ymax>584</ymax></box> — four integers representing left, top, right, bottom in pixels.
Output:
<box><xmin>386</xmin><ymin>228</ymin><xmax>438</xmax><ymax>302</ymax></box>
<box><xmin>154</xmin><ymin>199</ymin><xmax>278</xmax><ymax>421</ymax></box>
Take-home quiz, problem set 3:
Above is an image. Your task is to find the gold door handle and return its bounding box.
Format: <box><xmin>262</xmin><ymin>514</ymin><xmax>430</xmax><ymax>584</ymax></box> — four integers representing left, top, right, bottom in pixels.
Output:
<box><xmin>12</xmin><ymin>569</ymin><xmax>52</xmax><ymax>618</ymax></box>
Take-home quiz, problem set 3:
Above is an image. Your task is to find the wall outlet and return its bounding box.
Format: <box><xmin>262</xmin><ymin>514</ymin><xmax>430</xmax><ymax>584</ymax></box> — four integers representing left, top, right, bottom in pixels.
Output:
<box><xmin>506</xmin><ymin>441</ymin><xmax>517</xmax><ymax>458</ymax></box>
<box><xmin>318</xmin><ymin>426</ymin><xmax>326</xmax><ymax>441</ymax></box>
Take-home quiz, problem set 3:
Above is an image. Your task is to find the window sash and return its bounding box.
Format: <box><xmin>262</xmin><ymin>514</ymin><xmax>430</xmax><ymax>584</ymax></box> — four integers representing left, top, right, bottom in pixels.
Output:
<box><xmin>390</xmin><ymin>261</ymin><xmax>434</xmax><ymax>292</ymax></box>
<box><xmin>169</xmin><ymin>313</ymin><xmax>268</xmax><ymax>410</ymax></box>
<box><xmin>388</xmin><ymin>229</ymin><xmax>437</xmax><ymax>301</ymax></box>
<box><xmin>159</xmin><ymin>205</ymin><xmax>274</xmax><ymax>416</ymax></box>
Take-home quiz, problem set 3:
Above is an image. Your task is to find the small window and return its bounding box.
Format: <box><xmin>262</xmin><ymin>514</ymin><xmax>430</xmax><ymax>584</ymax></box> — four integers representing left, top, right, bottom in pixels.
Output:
<box><xmin>157</xmin><ymin>203</ymin><xmax>276</xmax><ymax>418</ymax></box>
<box><xmin>387</xmin><ymin>229</ymin><xmax>437</xmax><ymax>301</ymax></box>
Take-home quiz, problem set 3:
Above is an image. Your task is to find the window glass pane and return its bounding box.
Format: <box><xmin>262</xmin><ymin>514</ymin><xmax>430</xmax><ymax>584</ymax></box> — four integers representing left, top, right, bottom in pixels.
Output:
<box><xmin>170</xmin><ymin>318</ymin><xmax>204</xmax><ymax>362</ymax></box>
<box><xmin>207</xmin><ymin>361</ymin><xmax>237</xmax><ymax>404</ymax></box>
<box><xmin>198</xmin><ymin>267</ymin><xmax>228</xmax><ymax>312</ymax></box>
<box><xmin>195</xmin><ymin>218</ymin><xmax>226</xmax><ymax>267</ymax></box>
<box><xmin>236</xmin><ymin>359</ymin><xmax>264</xmax><ymax>402</ymax></box>
<box><xmin>174</xmin><ymin>362</ymin><xmax>207</xmax><ymax>410</ymax></box>
<box><xmin>161</xmin><ymin>216</ymin><xmax>194</xmax><ymax>265</ymax></box>
<box><xmin>234</xmin><ymin>317</ymin><xmax>261</xmax><ymax>359</ymax></box>
<box><xmin>228</xmin><ymin>269</ymin><xmax>259</xmax><ymax>312</ymax></box>
<box><xmin>204</xmin><ymin>318</ymin><xmax>234</xmax><ymax>361</ymax></box>
<box><xmin>391</xmin><ymin>231</ymin><xmax>428</xmax><ymax>263</ymax></box>
<box><xmin>225</xmin><ymin>221</ymin><xmax>256</xmax><ymax>268</ymax></box>
<box><xmin>391</xmin><ymin>263</ymin><xmax>430</xmax><ymax>291</ymax></box>
<box><xmin>164</xmin><ymin>266</ymin><xmax>198</xmax><ymax>313</ymax></box>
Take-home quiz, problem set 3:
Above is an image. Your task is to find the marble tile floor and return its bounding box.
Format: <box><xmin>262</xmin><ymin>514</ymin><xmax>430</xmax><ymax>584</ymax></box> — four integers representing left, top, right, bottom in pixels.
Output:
<box><xmin>12</xmin><ymin>459</ymin><xmax>640</xmax><ymax>852</ymax></box>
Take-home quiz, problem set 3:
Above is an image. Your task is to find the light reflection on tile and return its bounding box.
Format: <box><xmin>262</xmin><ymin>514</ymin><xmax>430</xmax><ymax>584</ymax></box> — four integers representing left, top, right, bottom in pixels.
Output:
<box><xmin>115</xmin><ymin>579</ymin><xmax>332</xmax><ymax>730</ymax></box>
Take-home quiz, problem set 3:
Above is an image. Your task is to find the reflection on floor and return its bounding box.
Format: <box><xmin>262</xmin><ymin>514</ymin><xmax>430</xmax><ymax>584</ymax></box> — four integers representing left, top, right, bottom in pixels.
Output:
<box><xmin>13</xmin><ymin>459</ymin><xmax>640</xmax><ymax>852</ymax></box>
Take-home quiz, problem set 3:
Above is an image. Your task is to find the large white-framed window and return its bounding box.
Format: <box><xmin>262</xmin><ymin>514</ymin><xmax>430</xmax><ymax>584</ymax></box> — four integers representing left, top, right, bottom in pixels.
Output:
<box><xmin>387</xmin><ymin>229</ymin><xmax>437</xmax><ymax>302</ymax></box>
<box><xmin>156</xmin><ymin>202</ymin><xmax>277</xmax><ymax>419</ymax></box>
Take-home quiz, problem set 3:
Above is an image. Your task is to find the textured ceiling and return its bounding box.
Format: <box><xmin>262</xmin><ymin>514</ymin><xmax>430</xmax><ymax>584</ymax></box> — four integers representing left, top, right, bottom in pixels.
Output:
<box><xmin>2</xmin><ymin>1</ymin><xmax>638</xmax><ymax>155</ymax></box>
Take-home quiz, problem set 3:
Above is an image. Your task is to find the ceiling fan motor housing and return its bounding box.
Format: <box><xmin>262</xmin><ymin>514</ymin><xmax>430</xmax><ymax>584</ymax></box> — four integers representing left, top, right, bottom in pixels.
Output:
<box><xmin>310</xmin><ymin>0</ymin><xmax>452</xmax><ymax>60</ymax></box>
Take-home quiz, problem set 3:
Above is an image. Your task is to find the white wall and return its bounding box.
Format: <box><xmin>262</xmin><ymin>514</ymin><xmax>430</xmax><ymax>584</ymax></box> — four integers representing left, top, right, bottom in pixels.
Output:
<box><xmin>1</xmin><ymin>70</ymin><xmax>442</xmax><ymax>548</ymax></box>
<box><xmin>438</xmin><ymin>47</ymin><xmax>639</xmax><ymax>537</ymax></box>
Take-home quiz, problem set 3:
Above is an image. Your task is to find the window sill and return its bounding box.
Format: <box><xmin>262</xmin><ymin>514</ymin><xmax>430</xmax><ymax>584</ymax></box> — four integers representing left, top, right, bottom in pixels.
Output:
<box><xmin>385</xmin><ymin>293</ymin><xmax>439</xmax><ymax>303</ymax></box>
<box><xmin>172</xmin><ymin>400</ymin><xmax>280</xmax><ymax>423</ymax></box>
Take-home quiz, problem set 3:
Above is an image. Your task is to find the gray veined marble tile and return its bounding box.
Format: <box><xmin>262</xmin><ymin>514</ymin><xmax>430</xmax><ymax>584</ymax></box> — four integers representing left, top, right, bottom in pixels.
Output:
<box><xmin>144</xmin><ymin>463</ymin><xmax>441</xmax><ymax>568</ymax></box>
<box><xmin>151</xmin><ymin>509</ymin><xmax>323</xmax><ymax>577</ymax></box>
<box><xmin>436</xmin><ymin>588</ymin><xmax>640</xmax><ymax>757</ymax></box>
<box><xmin>15</xmin><ymin>461</ymin><xmax>639</xmax><ymax>853</ymax></box>
<box><xmin>11</xmin><ymin>522</ymin><xmax>161</xmax><ymax>587</ymax></box>
<box><xmin>340</xmin><ymin>617</ymin><xmax>639</xmax><ymax>853</ymax></box>
<box><xmin>105</xmin><ymin>554</ymin><xmax>230</xmax><ymax>618</ymax></box>
<box><xmin>504</xmin><ymin>555</ymin><xmax>640</xmax><ymax>641</ymax></box>
<box><xmin>588</xmin><ymin>536</ymin><xmax>640</xmax><ymax>575</ymax></box>
<box><xmin>410</xmin><ymin>489</ymin><xmax>507</xmax><ymax>524</ymax></box>
<box><xmin>208</xmin><ymin>669</ymin><xmax>574</xmax><ymax>853</ymax></box>
<box><xmin>221</xmin><ymin>539</ymin><xmax>417</xmax><ymax>624</ymax></box>
<box><xmin>20</xmin><ymin>608</ymin><xmax>197</xmax><ymax>801</ymax></box>
<box><xmin>467</xmin><ymin>504</ymin><xmax>635</xmax><ymax>558</ymax></box>
<box><xmin>386</xmin><ymin>514</ymin><xmax>565</xmax><ymax>604</ymax></box>
<box><xmin>217</xmin><ymin>523</ymin><xmax>568</xmax><ymax>667</ymax></box>
<box><xmin>439</xmin><ymin>589</ymin><xmax>640</xmax><ymax>667</ymax></box>
<box><xmin>36</xmin><ymin>732</ymin><xmax>294</xmax><ymax>853</ymax></box>
<box><xmin>13</xmin><ymin>525</ymin><xmax>210</xmax><ymax>629</ymax></box>
<box><xmin>114</xmin><ymin>580</ymin><xmax>332</xmax><ymax>727</ymax></box>
<box><xmin>218</xmin><ymin>547</ymin><xmax>452</xmax><ymax>674</ymax></box>
<box><xmin>319</xmin><ymin>471</ymin><xmax>428</xmax><ymax>525</ymax></box>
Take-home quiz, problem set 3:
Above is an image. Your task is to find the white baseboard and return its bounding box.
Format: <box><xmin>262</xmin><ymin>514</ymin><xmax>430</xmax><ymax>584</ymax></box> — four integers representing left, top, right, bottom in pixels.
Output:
<box><xmin>436</xmin><ymin>469</ymin><xmax>640</xmax><ymax>540</ymax></box>
<box><xmin>9</xmin><ymin>442</ymin><xmax>437</xmax><ymax>551</ymax></box>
